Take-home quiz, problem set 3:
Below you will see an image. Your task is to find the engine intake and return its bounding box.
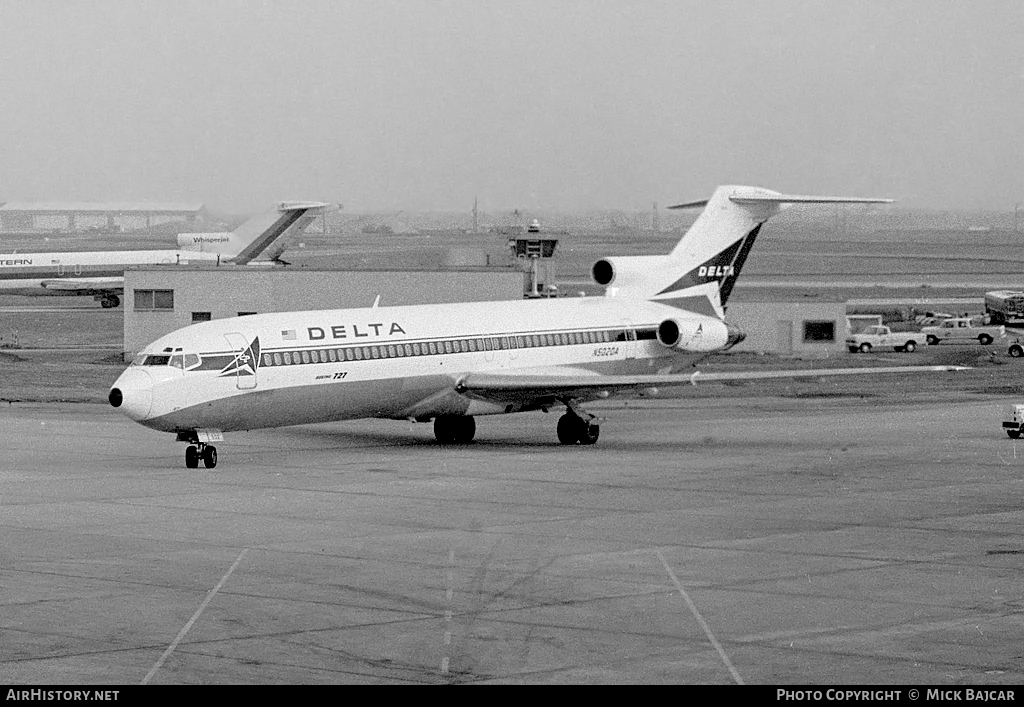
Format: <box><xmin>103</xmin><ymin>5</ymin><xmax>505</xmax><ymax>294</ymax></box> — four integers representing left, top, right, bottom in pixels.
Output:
<box><xmin>591</xmin><ymin>255</ymin><xmax>672</xmax><ymax>292</ymax></box>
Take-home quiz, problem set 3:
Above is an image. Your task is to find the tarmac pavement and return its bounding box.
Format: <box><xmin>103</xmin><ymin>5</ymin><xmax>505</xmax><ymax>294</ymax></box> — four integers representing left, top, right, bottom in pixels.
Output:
<box><xmin>1</xmin><ymin>397</ymin><xmax>1023</xmax><ymax>684</ymax></box>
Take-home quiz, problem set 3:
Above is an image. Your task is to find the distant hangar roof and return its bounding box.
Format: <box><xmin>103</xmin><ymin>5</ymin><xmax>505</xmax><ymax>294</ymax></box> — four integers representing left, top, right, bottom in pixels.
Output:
<box><xmin>0</xmin><ymin>202</ymin><xmax>203</xmax><ymax>213</ymax></box>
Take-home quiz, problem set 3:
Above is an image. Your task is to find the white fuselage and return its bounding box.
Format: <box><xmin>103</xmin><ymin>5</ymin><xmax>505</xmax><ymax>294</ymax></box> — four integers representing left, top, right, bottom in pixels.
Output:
<box><xmin>0</xmin><ymin>249</ymin><xmax>226</xmax><ymax>295</ymax></box>
<box><xmin>111</xmin><ymin>296</ymin><xmax>731</xmax><ymax>434</ymax></box>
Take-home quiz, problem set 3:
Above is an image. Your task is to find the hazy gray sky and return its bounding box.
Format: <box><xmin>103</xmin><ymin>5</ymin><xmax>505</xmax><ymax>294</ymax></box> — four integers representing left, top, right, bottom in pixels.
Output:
<box><xmin>1</xmin><ymin>0</ymin><xmax>1021</xmax><ymax>212</ymax></box>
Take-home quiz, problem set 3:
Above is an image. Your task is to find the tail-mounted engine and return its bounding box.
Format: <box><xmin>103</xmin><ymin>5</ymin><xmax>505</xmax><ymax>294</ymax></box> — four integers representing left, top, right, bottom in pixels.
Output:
<box><xmin>592</xmin><ymin>255</ymin><xmax>672</xmax><ymax>293</ymax></box>
<box><xmin>656</xmin><ymin>317</ymin><xmax>746</xmax><ymax>354</ymax></box>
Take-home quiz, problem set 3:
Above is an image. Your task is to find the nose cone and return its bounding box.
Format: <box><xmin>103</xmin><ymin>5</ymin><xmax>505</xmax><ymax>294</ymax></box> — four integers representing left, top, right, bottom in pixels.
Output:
<box><xmin>109</xmin><ymin>368</ymin><xmax>154</xmax><ymax>421</ymax></box>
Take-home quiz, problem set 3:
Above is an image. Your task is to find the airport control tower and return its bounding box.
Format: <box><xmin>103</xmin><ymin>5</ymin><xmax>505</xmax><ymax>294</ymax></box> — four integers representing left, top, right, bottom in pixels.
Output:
<box><xmin>508</xmin><ymin>219</ymin><xmax>559</xmax><ymax>298</ymax></box>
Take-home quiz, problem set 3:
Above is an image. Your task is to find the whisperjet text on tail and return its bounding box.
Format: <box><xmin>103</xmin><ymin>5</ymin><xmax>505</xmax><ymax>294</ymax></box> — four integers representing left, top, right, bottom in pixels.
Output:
<box><xmin>0</xmin><ymin>202</ymin><xmax>327</xmax><ymax>308</ymax></box>
<box><xmin>109</xmin><ymin>185</ymin><xmax>965</xmax><ymax>469</ymax></box>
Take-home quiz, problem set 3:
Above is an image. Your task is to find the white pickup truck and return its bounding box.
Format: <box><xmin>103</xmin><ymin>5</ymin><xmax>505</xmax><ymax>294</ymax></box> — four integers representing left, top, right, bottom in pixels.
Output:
<box><xmin>920</xmin><ymin>318</ymin><xmax>1005</xmax><ymax>345</ymax></box>
<box><xmin>846</xmin><ymin>325</ymin><xmax>923</xmax><ymax>353</ymax></box>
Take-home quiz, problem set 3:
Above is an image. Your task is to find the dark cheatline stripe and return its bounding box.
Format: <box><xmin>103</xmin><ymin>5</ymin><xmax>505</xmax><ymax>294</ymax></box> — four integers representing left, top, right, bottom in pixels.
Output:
<box><xmin>0</xmin><ymin>267</ymin><xmax>127</xmax><ymax>282</ymax></box>
<box><xmin>231</xmin><ymin>210</ymin><xmax>305</xmax><ymax>265</ymax></box>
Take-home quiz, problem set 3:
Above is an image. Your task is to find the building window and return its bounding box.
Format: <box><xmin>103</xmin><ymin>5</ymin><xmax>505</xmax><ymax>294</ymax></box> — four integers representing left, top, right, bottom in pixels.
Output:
<box><xmin>135</xmin><ymin>289</ymin><xmax>174</xmax><ymax>310</ymax></box>
<box><xmin>192</xmin><ymin>312</ymin><xmax>212</xmax><ymax>323</ymax></box>
<box><xmin>803</xmin><ymin>321</ymin><xmax>836</xmax><ymax>343</ymax></box>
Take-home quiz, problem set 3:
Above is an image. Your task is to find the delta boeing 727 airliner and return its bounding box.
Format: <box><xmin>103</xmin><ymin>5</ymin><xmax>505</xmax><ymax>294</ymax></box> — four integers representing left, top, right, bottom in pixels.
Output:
<box><xmin>109</xmin><ymin>185</ymin><xmax>966</xmax><ymax>468</ymax></box>
<box><xmin>0</xmin><ymin>201</ymin><xmax>326</xmax><ymax>307</ymax></box>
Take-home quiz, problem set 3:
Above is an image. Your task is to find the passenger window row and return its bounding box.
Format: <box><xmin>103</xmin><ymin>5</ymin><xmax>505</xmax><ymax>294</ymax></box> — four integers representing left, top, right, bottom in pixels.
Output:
<box><xmin>259</xmin><ymin>328</ymin><xmax>639</xmax><ymax>368</ymax></box>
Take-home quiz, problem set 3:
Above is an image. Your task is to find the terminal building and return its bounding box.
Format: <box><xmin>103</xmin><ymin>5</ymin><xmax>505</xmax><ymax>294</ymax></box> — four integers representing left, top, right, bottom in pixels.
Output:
<box><xmin>0</xmin><ymin>202</ymin><xmax>203</xmax><ymax>232</ymax></box>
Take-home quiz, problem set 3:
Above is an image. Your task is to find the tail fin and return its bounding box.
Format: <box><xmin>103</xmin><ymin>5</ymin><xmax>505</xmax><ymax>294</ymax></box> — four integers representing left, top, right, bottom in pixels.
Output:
<box><xmin>177</xmin><ymin>202</ymin><xmax>329</xmax><ymax>264</ymax></box>
<box><xmin>595</xmin><ymin>185</ymin><xmax>890</xmax><ymax>318</ymax></box>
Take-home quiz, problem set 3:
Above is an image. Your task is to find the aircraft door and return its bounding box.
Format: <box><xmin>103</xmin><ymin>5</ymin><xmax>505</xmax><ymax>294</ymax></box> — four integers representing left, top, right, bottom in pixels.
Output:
<box><xmin>619</xmin><ymin>320</ymin><xmax>637</xmax><ymax>360</ymax></box>
<box><xmin>224</xmin><ymin>332</ymin><xmax>259</xmax><ymax>390</ymax></box>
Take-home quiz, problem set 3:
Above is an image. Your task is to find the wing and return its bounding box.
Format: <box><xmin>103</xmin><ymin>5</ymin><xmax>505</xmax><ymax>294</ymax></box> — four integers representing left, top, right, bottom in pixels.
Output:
<box><xmin>40</xmin><ymin>277</ymin><xmax>123</xmax><ymax>295</ymax></box>
<box><xmin>456</xmin><ymin>365</ymin><xmax>968</xmax><ymax>404</ymax></box>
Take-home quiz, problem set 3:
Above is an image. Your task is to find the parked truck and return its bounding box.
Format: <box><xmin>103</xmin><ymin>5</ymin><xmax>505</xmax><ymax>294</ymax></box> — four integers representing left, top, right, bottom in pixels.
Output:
<box><xmin>985</xmin><ymin>290</ymin><xmax>1024</xmax><ymax>325</ymax></box>
<box><xmin>920</xmin><ymin>318</ymin><xmax>1004</xmax><ymax>345</ymax></box>
<box><xmin>845</xmin><ymin>325</ymin><xmax>924</xmax><ymax>353</ymax></box>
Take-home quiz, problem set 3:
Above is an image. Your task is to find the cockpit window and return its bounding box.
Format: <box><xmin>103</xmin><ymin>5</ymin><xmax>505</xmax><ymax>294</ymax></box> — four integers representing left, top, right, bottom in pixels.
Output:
<box><xmin>142</xmin><ymin>355</ymin><xmax>171</xmax><ymax>366</ymax></box>
<box><xmin>183</xmin><ymin>353</ymin><xmax>200</xmax><ymax>370</ymax></box>
<box><xmin>169</xmin><ymin>355</ymin><xmax>184</xmax><ymax>369</ymax></box>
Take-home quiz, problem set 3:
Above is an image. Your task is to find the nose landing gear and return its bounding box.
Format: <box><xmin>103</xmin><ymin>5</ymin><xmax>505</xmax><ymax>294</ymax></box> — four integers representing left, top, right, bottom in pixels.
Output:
<box><xmin>177</xmin><ymin>429</ymin><xmax>222</xmax><ymax>469</ymax></box>
<box><xmin>185</xmin><ymin>444</ymin><xmax>218</xmax><ymax>469</ymax></box>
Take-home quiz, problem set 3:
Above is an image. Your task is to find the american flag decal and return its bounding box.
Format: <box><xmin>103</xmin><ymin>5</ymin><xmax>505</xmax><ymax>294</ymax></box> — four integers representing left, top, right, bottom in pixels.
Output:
<box><xmin>281</xmin><ymin>329</ymin><xmax>297</xmax><ymax>340</ymax></box>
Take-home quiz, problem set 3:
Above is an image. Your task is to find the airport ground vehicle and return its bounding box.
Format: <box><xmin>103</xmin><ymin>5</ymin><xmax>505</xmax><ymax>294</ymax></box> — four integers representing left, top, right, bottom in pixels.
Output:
<box><xmin>845</xmin><ymin>325</ymin><xmax>923</xmax><ymax>353</ymax></box>
<box><xmin>985</xmin><ymin>290</ymin><xmax>1024</xmax><ymax>325</ymax></box>
<box><xmin>1003</xmin><ymin>404</ymin><xmax>1024</xmax><ymax>438</ymax></box>
<box><xmin>920</xmin><ymin>318</ymin><xmax>1004</xmax><ymax>346</ymax></box>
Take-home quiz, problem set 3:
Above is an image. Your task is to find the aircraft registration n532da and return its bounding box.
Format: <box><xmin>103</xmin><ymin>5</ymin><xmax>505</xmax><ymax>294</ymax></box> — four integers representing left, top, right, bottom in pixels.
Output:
<box><xmin>0</xmin><ymin>201</ymin><xmax>326</xmax><ymax>308</ymax></box>
<box><xmin>109</xmin><ymin>185</ymin><xmax>965</xmax><ymax>469</ymax></box>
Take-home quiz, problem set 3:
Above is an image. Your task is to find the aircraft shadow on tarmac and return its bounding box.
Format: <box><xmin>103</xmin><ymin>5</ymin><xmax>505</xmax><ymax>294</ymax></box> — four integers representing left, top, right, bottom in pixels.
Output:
<box><xmin>269</xmin><ymin>423</ymin><xmax>810</xmax><ymax>454</ymax></box>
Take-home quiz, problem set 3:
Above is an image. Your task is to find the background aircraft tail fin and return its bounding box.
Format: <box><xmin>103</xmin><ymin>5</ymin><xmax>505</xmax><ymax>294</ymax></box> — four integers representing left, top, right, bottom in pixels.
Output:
<box><xmin>177</xmin><ymin>202</ymin><xmax>329</xmax><ymax>264</ymax></box>
<box><xmin>228</xmin><ymin>201</ymin><xmax>330</xmax><ymax>265</ymax></box>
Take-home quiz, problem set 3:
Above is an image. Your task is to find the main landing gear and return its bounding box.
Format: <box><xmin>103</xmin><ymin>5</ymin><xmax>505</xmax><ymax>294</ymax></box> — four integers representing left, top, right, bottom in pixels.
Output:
<box><xmin>434</xmin><ymin>415</ymin><xmax>476</xmax><ymax>444</ymax></box>
<box><xmin>432</xmin><ymin>403</ymin><xmax>600</xmax><ymax>446</ymax></box>
<box><xmin>98</xmin><ymin>294</ymin><xmax>120</xmax><ymax>308</ymax></box>
<box><xmin>557</xmin><ymin>401</ymin><xmax>600</xmax><ymax>446</ymax></box>
<box><xmin>185</xmin><ymin>443</ymin><xmax>217</xmax><ymax>469</ymax></box>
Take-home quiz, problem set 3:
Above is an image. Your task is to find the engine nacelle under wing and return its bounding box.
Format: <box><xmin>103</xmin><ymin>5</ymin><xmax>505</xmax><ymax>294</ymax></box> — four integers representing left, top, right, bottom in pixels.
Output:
<box><xmin>656</xmin><ymin>317</ymin><xmax>744</xmax><ymax>353</ymax></box>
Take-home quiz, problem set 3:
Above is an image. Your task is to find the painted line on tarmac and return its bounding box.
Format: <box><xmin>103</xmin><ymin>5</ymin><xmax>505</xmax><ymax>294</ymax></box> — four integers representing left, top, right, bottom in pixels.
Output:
<box><xmin>441</xmin><ymin>547</ymin><xmax>455</xmax><ymax>676</ymax></box>
<box><xmin>656</xmin><ymin>549</ymin><xmax>744</xmax><ymax>686</ymax></box>
<box><xmin>141</xmin><ymin>548</ymin><xmax>249</xmax><ymax>685</ymax></box>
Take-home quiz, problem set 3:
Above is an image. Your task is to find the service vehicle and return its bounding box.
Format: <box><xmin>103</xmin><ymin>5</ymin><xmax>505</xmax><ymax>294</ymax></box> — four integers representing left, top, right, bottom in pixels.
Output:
<box><xmin>845</xmin><ymin>325</ymin><xmax>923</xmax><ymax>353</ymax></box>
<box><xmin>985</xmin><ymin>290</ymin><xmax>1024</xmax><ymax>325</ymax></box>
<box><xmin>1003</xmin><ymin>404</ymin><xmax>1024</xmax><ymax>438</ymax></box>
<box><xmin>920</xmin><ymin>318</ymin><xmax>1004</xmax><ymax>346</ymax></box>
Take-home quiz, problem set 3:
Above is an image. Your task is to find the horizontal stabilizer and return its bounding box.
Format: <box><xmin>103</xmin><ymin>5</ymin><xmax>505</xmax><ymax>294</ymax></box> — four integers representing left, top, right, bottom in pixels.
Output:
<box><xmin>669</xmin><ymin>193</ymin><xmax>891</xmax><ymax>209</ymax></box>
<box><xmin>666</xmin><ymin>199</ymin><xmax>709</xmax><ymax>210</ymax></box>
<box><xmin>277</xmin><ymin>201</ymin><xmax>331</xmax><ymax>211</ymax></box>
<box><xmin>729</xmin><ymin>194</ymin><xmax>893</xmax><ymax>205</ymax></box>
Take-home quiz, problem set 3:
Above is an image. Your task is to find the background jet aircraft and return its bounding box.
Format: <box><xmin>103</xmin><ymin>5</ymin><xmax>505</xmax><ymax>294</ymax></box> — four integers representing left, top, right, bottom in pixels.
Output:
<box><xmin>109</xmin><ymin>185</ymin><xmax>965</xmax><ymax>469</ymax></box>
<box><xmin>0</xmin><ymin>201</ymin><xmax>327</xmax><ymax>308</ymax></box>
